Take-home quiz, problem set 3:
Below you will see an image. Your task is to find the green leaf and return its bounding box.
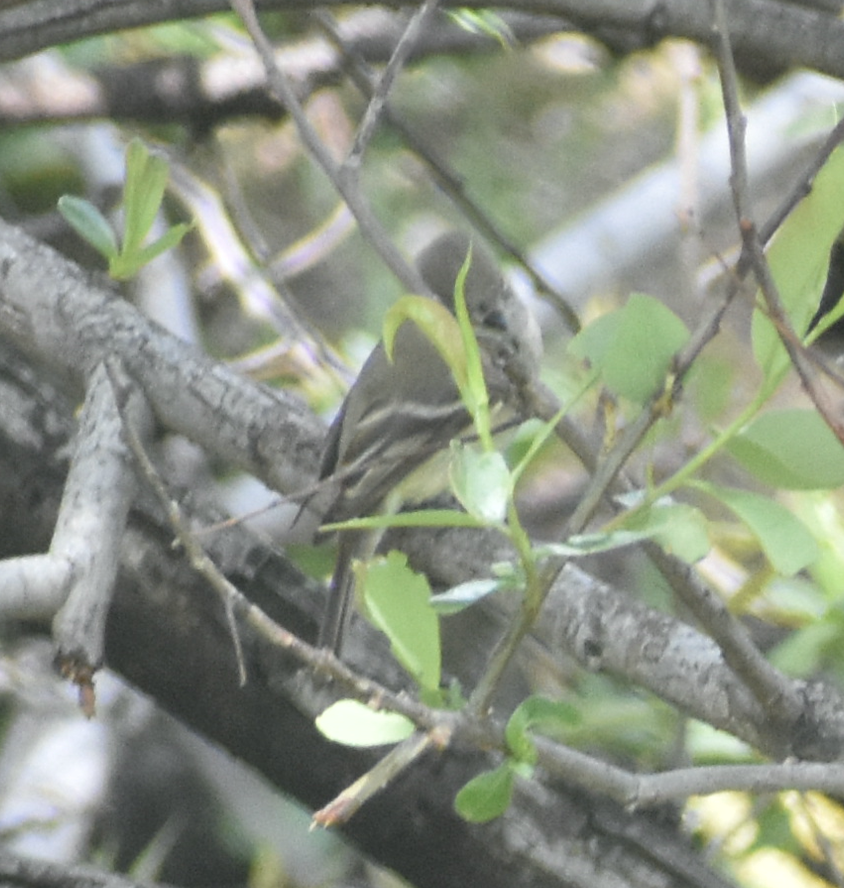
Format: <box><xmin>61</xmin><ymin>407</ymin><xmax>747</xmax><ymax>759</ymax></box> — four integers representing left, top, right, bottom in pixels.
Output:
<box><xmin>449</xmin><ymin>443</ymin><xmax>511</xmax><ymax>524</ymax></box>
<box><xmin>505</xmin><ymin>696</ymin><xmax>582</xmax><ymax>764</ymax></box>
<box><xmin>454</xmin><ymin>763</ymin><xmax>515</xmax><ymax>823</ymax></box>
<box><xmin>727</xmin><ymin>408</ymin><xmax>844</xmax><ymax>489</ymax></box>
<box><xmin>538</xmin><ymin>499</ymin><xmax>709</xmax><ymax>563</ymax></box>
<box><xmin>452</xmin><ymin>247</ymin><xmax>493</xmax><ymax>447</ymax></box>
<box><xmin>359</xmin><ymin>552</ymin><xmax>441</xmax><ymax>691</ymax></box>
<box><xmin>383</xmin><ymin>295</ymin><xmax>468</xmax><ymax>391</ymax></box>
<box><xmin>538</xmin><ymin>529</ymin><xmax>656</xmax><ymax>557</ymax></box>
<box><xmin>569</xmin><ymin>293</ymin><xmax>689</xmax><ymax>404</ymax></box>
<box><xmin>447</xmin><ymin>9</ymin><xmax>514</xmax><ymax>47</ymax></box>
<box><xmin>110</xmin><ymin>223</ymin><xmax>194</xmax><ymax>279</ymax></box>
<box><xmin>793</xmin><ymin>492</ymin><xmax>844</xmax><ymax>599</ymax></box>
<box><xmin>686</xmin><ymin>720</ymin><xmax>755</xmax><ymax>763</ymax></box>
<box><xmin>322</xmin><ymin>508</ymin><xmax>485</xmax><ymax>533</ymax></box>
<box><xmin>134</xmin><ymin>223</ymin><xmax>194</xmax><ymax>268</ymax></box>
<box><xmin>752</xmin><ymin>145</ymin><xmax>844</xmax><ymax>377</ymax></box>
<box><xmin>109</xmin><ymin>258</ymin><xmax>139</xmax><ymax>282</ymax></box>
<box><xmin>57</xmin><ymin>195</ymin><xmax>118</xmax><ymax>259</ymax></box>
<box><xmin>619</xmin><ymin>496</ymin><xmax>711</xmax><ymax>563</ymax></box>
<box><xmin>749</xmin><ymin>798</ymin><xmax>804</xmax><ymax>857</ymax></box>
<box><xmin>429</xmin><ymin>578</ymin><xmax>503</xmax><ymax>615</ymax></box>
<box><xmin>315</xmin><ymin>699</ymin><xmax>414</xmax><ymax>747</ymax></box>
<box><xmin>567</xmin><ymin>309</ymin><xmax>621</xmax><ymax>380</ymax></box>
<box><xmin>649</xmin><ymin>505</ymin><xmax>710</xmax><ymax>562</ymax></box>
<box><xmin>695</xmin><ymin>482</ymin><xmax>819</xmax><ymax>576</ymax></box>
<box><xmin>122</xmin><ymin>138</ymin><xmax>169</xmax><ymax>255</ymax></box>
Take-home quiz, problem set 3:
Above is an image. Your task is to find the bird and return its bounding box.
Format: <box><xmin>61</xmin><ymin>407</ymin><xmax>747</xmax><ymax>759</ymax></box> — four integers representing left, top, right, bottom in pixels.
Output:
<box><xmin>315</xmin><ymin>231</ymin><xmax>542</xmax><ymax>654</ymax></box>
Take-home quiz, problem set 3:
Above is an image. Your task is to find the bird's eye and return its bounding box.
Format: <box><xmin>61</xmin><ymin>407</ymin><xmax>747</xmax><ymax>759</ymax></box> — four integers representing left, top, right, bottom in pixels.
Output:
<box><xmin>482</xmin><ymin>308</ymin><xmax>507</xmax><ymax>331</ymax></box>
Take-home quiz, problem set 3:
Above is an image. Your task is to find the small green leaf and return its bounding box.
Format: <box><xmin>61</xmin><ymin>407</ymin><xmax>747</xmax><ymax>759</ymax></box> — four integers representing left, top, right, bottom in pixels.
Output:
<box><xmin>449</xmin><ymin>443</ymin><xmax>511</xmax><ymax>524</ymax></box>
<box><xmin>621</xmin><ymin>498</ymin><xmax>711</xmax><ymax>563</ymax></box>
<box><xmin>322</xmin><ymin>508</ymin><xmax>485</xmax><ymax>533</ymax></box>
<box><xmin>569</xmin><ymin>294</ymin><xmax>689</xmax><ymax>404</ymax></box>
<box><xmin>108</xmin><ymin>253</ymin><xmax>141</xmax><ymax>282</ymax></box>
<box><xmin>122</xmin><ymin>138</ymin><xmax>169</xmax><ymax>255</ymax></box>
<box><xmin>315</xmin><ymin>699</ymin><xmax>414</xmax><ymax>747</ymax></box>
<box><xmin>651</xmin><ymin>506</ymin><xmax>710</xmax><ymax>562</ymax></box>
<box><xmin>505</xmin><ymin>696</ymin><xmax>582</xmax><ymax>764</ymax></box>
<box><xmin>137</xmin><ymin>223</ymin><xmax>193</xmax><ymax>264</ymax></box>
<box><xmin>452</xmin><ymin>247</ymin><xmax>493</xmax><ymax>447</ymax></box>
<box><xmin>359</xmin><ymin>552</ymin><xmax>440</xmax><ymax>691</ymax></box>
<box><xmin>695</xmin><ymin>482</ymin><xmax>819</xmax><ymax>576</ymax></box>
<box><xmin>448</xmin><ymin>9</ymin><xmax>514</xmax><ymax>47</ymax></box>
<box><xmin>57</xmin><ymin>195</ymin><xmax>118</xmax><ymax>259</ymax></box>
<box><xmin>429</xmin><ymin>578</ymin><xmax>503</xmax><ymax>615</ymax></box>
<box><xmin>454</xmin><ymin>763</ymin><xmax>515</xmax><ymax>823</ymax></box>
<box><xmin>752</xmin><ymin>145</ymin><xmax>844</xmax><ymax>377</ymax></box>
<box><xmin>728</xmin><ymin>408</ymin><xmax>844</xmax><ymax>489</ymax></box>
<box><xmin>568</xmin><ymin>310</ymin><xmax>621</xmax><ymax>371</ymax></box>
<box><xmin>383</xmin><ymin>295</ymin><xmax>468</xmax><ymax>391</ymax></box>
<box><xmin>537</xmin><ymin>499</ymin><xmax>709</xmax><ymax>563</ymax></box>
<box><xmin>538</xmin><ymin>529</ymin><xmax>655</xmax><ymax>557</ymax></box>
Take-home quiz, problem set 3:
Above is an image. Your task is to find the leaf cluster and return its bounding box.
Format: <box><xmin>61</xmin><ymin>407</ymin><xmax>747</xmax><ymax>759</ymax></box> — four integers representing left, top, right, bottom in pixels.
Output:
<box><xmin>58</xmin><ymin>138</ymin><xmax>193</xmax><ymax>281</ymax></box>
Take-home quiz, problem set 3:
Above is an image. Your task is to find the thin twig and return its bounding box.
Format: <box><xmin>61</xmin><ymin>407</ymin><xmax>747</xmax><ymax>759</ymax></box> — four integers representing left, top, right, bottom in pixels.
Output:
<box><xmin>312</xmin><ymin>731</ymin><xmax>437</xmax><ymax>827</ymax></box>
<box><xmin>105</xmin><ymin>358</ymin><xmax>248</xmax><ymax>686</ymax></box>
<box><xmin>230</xmin><ymin>0</ymin><xmax>428</xmax><ymax>296</ymax></box>
<box><xmin>344</xmin><ymin>0</ymin><xmax>442</xmax><ymax>171</ymax></box>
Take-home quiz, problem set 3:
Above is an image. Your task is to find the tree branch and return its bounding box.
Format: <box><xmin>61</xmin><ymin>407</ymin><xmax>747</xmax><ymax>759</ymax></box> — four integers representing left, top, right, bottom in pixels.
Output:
<box><xmin>0</xmin><ymin>218</ymin><xmax>323</xmax><ymax>498</ymax></box>
<box><xmin>0</xmin><ymin>0</ymin><xmax>844</xmax><ymax>84</ymax></box>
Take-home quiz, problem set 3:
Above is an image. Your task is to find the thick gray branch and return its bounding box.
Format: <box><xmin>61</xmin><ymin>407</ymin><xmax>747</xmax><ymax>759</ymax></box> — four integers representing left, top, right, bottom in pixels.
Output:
<box><xmin>0</xmin><ymin>1</ymin><xmax>843</xmax><ymax>84</ymax></box>
<box><xmin>49</xmin><ymin>363</ymin><xmax>139</xmax><ymax>669</ymax></box>
<box><xmin>0</xmin><ymin>219</ymin><xmax>322</xmax><ymax>498</ymax></box>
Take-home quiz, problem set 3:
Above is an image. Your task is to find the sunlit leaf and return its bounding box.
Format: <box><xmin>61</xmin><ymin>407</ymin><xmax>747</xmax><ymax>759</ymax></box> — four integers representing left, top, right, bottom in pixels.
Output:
<box><xmin>134</xmin><ymin>222</ymin><xmax>194</xmax><ymax>267</ymax></box>
<box><xmin>539</xmin><ymin>529</ymin><xmax>656</xmax><ymax>557</ymax></box>
<box><xmin>429</xmin><ymin>578</ymin><xmax>503</xmax><ymax>615</ymax></box>
<box><xmin>537</xmin><ymin>498</ymin><xmax>708</xmax><ymax>563</ymax></box>
<box><xmin>322</xmin><ymin>508</ymin><xmax>485</xmax><ymax>533</ymax></box>
<box><xmin>448</xmin><ymin>9</ymin><xmax>514</xmax><ymax>47</ymax></box>
<box><xmin>316</xmin><ymin>699</ymin><xmax>414</xmax><ymax>747</ymax></box>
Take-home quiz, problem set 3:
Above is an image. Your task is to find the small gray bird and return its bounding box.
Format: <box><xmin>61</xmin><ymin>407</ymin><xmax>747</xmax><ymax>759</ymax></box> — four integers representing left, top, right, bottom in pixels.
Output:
<box><xmin>317</xmin><ymin>231</ymin><xmax>542</xmax><ymax>654</ymax></box>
